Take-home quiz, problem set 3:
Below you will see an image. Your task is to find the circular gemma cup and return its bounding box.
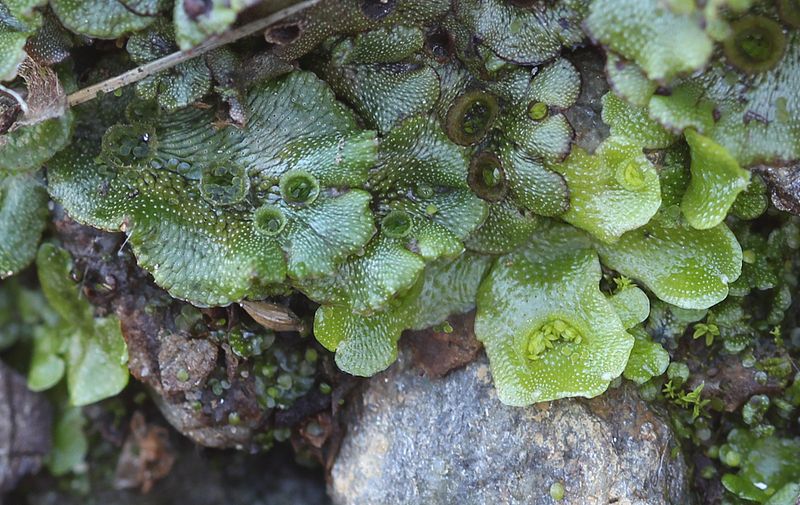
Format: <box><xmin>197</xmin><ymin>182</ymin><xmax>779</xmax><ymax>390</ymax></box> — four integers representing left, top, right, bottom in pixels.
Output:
<box><xmin>445</xmin><ymin>90</ymin><xmax>500</xmax><ymax>146</ymax></box>
<box><xmin>199</xmin><ymin>162</ymin><xmax>250</xmax><ymax>206</ymax></box>
<box><xmin>381</xmin><ymin>209</ymin><xmax>413</xmax><ymax>238</ymax></box>
<box><xmin>101</xmin><ymin>123</ymin><xmax>157</xmax><ymax>168</ymax></box>
<box><xmin>468</xmin><ymin>151</ymin><xmax>508</xmax><ymax>203</ymax></box>
<box><xmin>253</xmin><ymin>205</ymin><xmax>287</xmax><ymax>236</ymax></box>
<box><xmin>723</xmin><ymin>16</ymin><xmax>787</xmax><ymax>74</ymax></box>
<box><xmin>279</xmin><ymin>170</ymin><xmax>321</xmax><ymax>206</ymax></box>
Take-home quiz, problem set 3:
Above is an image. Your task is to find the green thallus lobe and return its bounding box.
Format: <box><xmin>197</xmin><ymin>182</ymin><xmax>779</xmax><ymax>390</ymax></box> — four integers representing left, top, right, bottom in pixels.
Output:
<box><xmin>101</xmin><ymin>124</ymin><xmax>156</xmax><ymax>168</ymax></box>
<box><xmin>779</xmin><ymin>0</ymin><xmax>800</xmax><ymax>27</ymax></box>
<box><xmin>200</xmin><ymin>163</ymin><xmax>250</xmax><ymax>206</ymax></box>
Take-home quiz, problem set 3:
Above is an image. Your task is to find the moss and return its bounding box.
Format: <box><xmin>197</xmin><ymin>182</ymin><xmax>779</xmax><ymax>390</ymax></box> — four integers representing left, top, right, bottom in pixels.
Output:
<box><xmin>721</xmin><ymin>429</ymin><xmax>800</xmax><ymax>502</ymax></box>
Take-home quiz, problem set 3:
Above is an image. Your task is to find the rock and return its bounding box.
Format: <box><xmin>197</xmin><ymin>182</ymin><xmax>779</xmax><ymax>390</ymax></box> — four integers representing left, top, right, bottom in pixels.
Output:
<box><xmin>686</xmin><ymin>355</ymin><xmax>783</xmax><ymax>413</ymax></box>
<box><xmin>757</xmin><ymin>163</ymin><xmax>800</xmax><ymax>215</ymax></box>
<box><xmin>22</xmin><ymin>443</ymin><xmax>330</xmax><ymax>505</ymax></box>
<box><xmin>330</xmin><ymin>351</ymin><xmax>692</xmax><ymax>505</ymax></box>
<box><xmin>158</xmin><ymin>333</ymin><xmax>218</xmax><ymax>394</ymax></box>
<box><xmin>51</xmin><ymin>212</ymin><xmax>262</xmax><ymax>449</ymax></box>
<box><xmin>563</xmin><ymin>47</ymin><xmax>610</xmax><ymax>154</ymax></box>
<box><xmin>53</xmin><ymin>213</ymin><xmax>332</xmax><ymax>450</ymax></box>
<box><xmin>0</xmin><ymin>360</ymin><xmax>53</xmax><ymax>495</ymax></box>
<box><xmin>402</xmin><ymin>312</ymin><xmax>482</xmax><ymax>378</ymax></box>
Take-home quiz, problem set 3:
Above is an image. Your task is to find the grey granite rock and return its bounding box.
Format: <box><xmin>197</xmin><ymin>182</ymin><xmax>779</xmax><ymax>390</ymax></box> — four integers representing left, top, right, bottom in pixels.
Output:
<box><xmin>330</xmin><ymin>351</ymin><xmax>692</xmax><ymax>505</ymax></box>
<box><xmin>0</xmin><ymin>360</ymin><xmax>52</xmax><ymax>495</ymax></box>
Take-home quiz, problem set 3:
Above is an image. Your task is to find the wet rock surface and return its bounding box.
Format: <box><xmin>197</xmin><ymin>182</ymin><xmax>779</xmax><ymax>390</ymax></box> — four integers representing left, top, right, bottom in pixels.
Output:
<box><xmin>330</xmin><ymin>351</ymin><xmax>692</xmax><ymax>505</ymax></box>
<box><xmin>158</xmin><ymin>333</ymin><xmax>219</xmax><ymax>394</ymax></box>
<box><xmin>0</xmin><ymin>360</ymin><xmax>52</xmax><ymax>495</ymax></box>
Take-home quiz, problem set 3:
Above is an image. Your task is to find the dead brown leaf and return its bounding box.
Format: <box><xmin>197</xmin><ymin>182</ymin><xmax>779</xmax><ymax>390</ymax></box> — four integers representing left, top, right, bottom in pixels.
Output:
<box><xmin>114</xmin><ymin>411</ymin><xmax>176</xmax><ymax>493</ymax></box>
<box><xmin>10</xmin><ymin>57</ymin><xmax>67</xmax><ymax>130</ymax></box>
<box><xmin>240</xmin><ymin>299</ymin><xmax>305</xmax><ymax>332</ymax></box>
